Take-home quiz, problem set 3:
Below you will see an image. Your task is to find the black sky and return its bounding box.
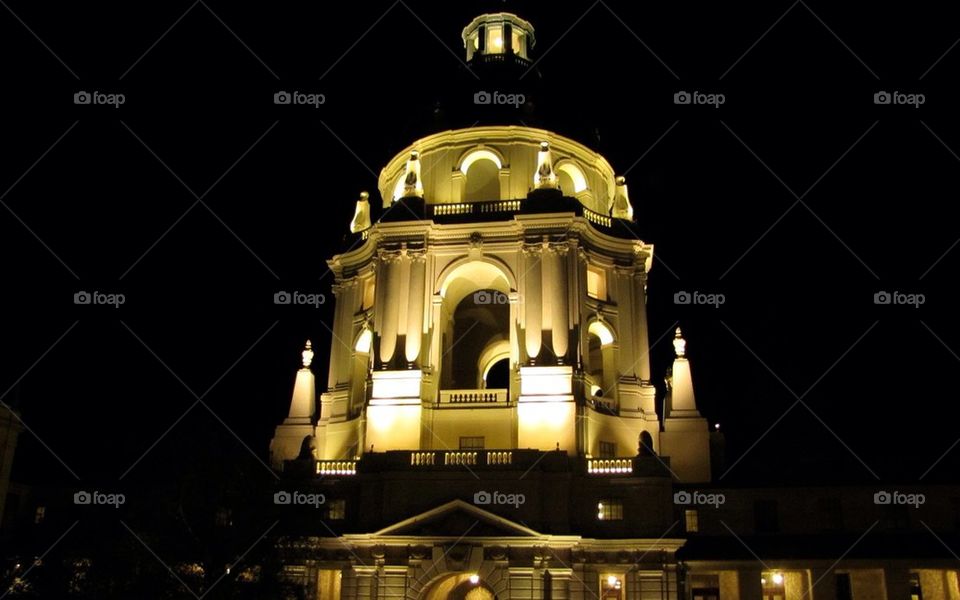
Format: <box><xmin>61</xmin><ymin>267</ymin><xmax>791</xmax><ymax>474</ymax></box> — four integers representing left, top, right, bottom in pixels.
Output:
<box><xmin>2</xmin><ymin>0</ymin><xmax>959</xmax><ymax>488</ymax></box>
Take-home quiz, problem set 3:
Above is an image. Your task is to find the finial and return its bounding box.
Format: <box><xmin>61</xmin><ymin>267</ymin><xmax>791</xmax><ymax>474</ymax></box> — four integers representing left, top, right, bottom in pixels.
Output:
<box><xmin>402</xmin><ymin>151</ymin><xmax>423</xmax><ymax>198</ymax></box>
<box><xmin>534</xmin><ymin>141</ymin><xmax>558</xmax><ymax>190</ymax></box>
<box><xmin>611</xmin><ymin>175</ymin><xmax>634</xmax><ymax>220</ymax></box>
<box><xmin>350</xmin><ymin>191</ymin><xmax>371</xmax><ymax>233</ymax></box>
<box><xmin>673</xmin><ymin>327</ymin><xmax>686</xmax><ymax>358</ymax></box>
<box><xmin>301</xmin><ymin>340</ymin><xmax>314</xmax><ymax>368</ymax></box>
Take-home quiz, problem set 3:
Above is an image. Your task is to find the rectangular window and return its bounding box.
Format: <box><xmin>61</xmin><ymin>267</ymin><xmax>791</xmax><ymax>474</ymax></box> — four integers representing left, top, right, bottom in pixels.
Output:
<box><xmin>691</xmin><ymin>588</ymin><xmax>719</xmax><ymax>600</ymax></box>
<box><xmin>326</xmin><ymin>499</ymin><xmax>346</xmax><ymax>520</ymax></box>
<box><xmin>34</xmin><ymin>506</ymin><xmax>45</xmax><ymax>524</ymax></box>
<box><xmin>599</xmin><ymin>441</ymin><xmax>616</xmax><ymax>458</ymax></box>
<box><xmin>587</xmin><ymin>266</ymin><xmax>607</xmax><ymax>300</ymax></box>
<box><xmin>486</xmin><ymin>25</ymin><xmax>504</xmax><ymax>53</ymax></box>
<box><xmin>754</xmin><ymin>500</ymin><xmax>779</xmax><ymax>533</ymax></box>
<box><xmin>684</xmin><ymin>509</ymin><xmax>699</xmax><ymax>533</ymax></box>
<box><xmin>597</xmin><ymin>499</ymin><xmax>623</xmax><ymax>521</ymax></box>
<box><xmin>909</xmin><ymin>573</ymin><xmax>922</xmax><ymax>600</ymax></box>
<box><xmin>460</xmin><ymin>436</ymin><xmax>485</xmax><ymax>450</ymax></box>
<box><xmin>835</xmin><ymin>573</ymin><xmax>853</xmax><ymax>600</ymax></box>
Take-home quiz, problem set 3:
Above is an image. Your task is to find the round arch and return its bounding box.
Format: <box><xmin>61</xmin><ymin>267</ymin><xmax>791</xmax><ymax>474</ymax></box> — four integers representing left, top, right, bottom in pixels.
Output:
<box><xmin>588</xmin><ymin>319</ymin><xmax>616</xmax><ymax>346</ymax></box>
<box><xmin>354</xmin><ymin>328</ymin><xmax>373</xmax><ymax>353</ymax></box>
<box><xmin>477</xmin><ymin>338</ymin><xmax>511</xmax><ymax>387</ymax></box>
<box><xmin>457</xmin><ymin>147</ymin><xmax>505</xmax><ymax>174</ymax></box>
<box><xmin>420</xmin><ymin>572</ymin><xmax>501</xmax><ymax>600</ymax></box>
<box><xmin>556</xmin><ymin>159</ymin><xmax>588</xmax><ymax>194</ymax></box>
<box><xmin>436</xmin><ymin>257</ymin><xmax>517</xmax><ymax>304</ymax></box>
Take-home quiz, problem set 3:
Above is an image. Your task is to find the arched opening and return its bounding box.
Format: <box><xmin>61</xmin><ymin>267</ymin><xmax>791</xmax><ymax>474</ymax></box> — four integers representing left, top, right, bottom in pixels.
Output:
<box><xmin>445</xmin><ymin>292</ymin><xmax>510</xmax><ymax>389</ymax></box>
<box><xmin>350</xmin><ymin>329</ymin><xmax>373</xmax><ymax>418</ymax></box>
<box><xmin>587</xmin><ymin>321</ymin><xmax>617</xmax><ymax>409</ymax></box>
<box><xmin>464</xmin><ymin>158</ymin><xmax>500</xmax><ymax>202</ymax></box>
<box><xmin>556</xmin><ymin>161</ymin><xmax>587</xmax><ymax>195</ymax></box>
<box><xmin>438</xmin><ymin>261</ymin><xmax>515</xmax><ymax>392</ymax></box>
<box><xmin>421</xmin><ymin>573</ymin><xmax>498</xmax><ymax>600</ymax></box>
<box><xmin>484</xmin><ymin>358</ymin><xmax>510</xmax><ymax>389</ymax></box>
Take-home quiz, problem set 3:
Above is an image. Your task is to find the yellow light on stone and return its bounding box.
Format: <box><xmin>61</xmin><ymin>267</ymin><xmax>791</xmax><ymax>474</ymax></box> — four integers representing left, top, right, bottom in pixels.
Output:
<box><xmin>772</xmin><ymin>573</ymin><xmax>784</xmax><ymax>585</ymax></box>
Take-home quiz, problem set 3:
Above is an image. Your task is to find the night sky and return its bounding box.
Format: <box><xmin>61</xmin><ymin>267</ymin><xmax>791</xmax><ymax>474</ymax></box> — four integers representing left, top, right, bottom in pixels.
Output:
<box><xmin>2</xmin><ymin>0</ymin><xmax>958</xmax><ymax>491</ymax></box>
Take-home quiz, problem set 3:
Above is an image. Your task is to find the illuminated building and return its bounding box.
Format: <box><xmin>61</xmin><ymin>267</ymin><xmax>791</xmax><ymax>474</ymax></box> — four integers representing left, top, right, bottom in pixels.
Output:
<box><xmin>268</xmin><ymin>12</ymin><xmax>960</xmax><ymax>600</ymax></box>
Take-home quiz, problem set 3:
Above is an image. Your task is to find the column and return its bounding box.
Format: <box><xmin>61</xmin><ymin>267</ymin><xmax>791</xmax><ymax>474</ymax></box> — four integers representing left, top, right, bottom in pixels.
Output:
<box><xmin>547</xmin><ymin>245</ymin><xmax>569</xmax><ymax>364</ymax></box>
<box><xmin>379</xmin><ymin>253</ymin><xmax>402</xmax><ymax>367</ymax></box>
<box><xmin>405</xmin><ymin>253</ymin><xmax>426</xmax><ymax>366</ymax></box>
<box><xmin>633</xmin><ymin>266</ymin><xmax>651</xmax><ymax>382</ymax></box>
<box><xmin>524</xmin><ymin>246</ymin><xmax>543</xmax><ymax>363</ymax></box>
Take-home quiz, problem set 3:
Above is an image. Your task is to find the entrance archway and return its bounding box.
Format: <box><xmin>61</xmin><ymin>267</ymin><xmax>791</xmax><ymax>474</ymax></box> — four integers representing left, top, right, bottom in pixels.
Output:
<box><xmin>421</xmin><ymin>573</ymin><xmax>498</xmax><ymax>600</ymax></box>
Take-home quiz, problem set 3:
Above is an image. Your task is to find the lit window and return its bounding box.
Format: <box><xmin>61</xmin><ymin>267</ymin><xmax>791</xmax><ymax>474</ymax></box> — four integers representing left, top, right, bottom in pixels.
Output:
<box><xmin>909</xmin><ymin>573</ymin><xmax>922</xmax><ymax>600</ymax></box>
<box><xmin>601</xmin><ymin>574</ymin><xmax>623</xmax><ymax>600</ymax></box>
<box><xmin>512</xmin><ymin>30</ymin><xmax>524</xmax><ymax>55</ymax></box>
<box><xmin>597</xmin><ymin>499</ymin><xmax>623</xmax><ymax>521</ymax></box>
<box><xmin>486</xmin><ymin>25</ymin><xmax>504</xmax><ymax>53</ymax></box>
<box><xmin>362</xmin><ymin>278</ymin><xmax>375</xmax><ymax>310</ymax></box>
<box><xmin>587</xmin><ymin>266</ymin><xmax>607</xmax><ymax>300</ymax></box>
<box><xmin>599</xmin><ymin>441</ymin><xmax>616</xmax><ymax>458</ymax></box>
<box><xmin>684</xmin><ymin>509</ymin><xmax>699</xmax><ymax>533</ymax></box>
<box><xmin>326</xmin><ymin>499</ymin><xmax>346</xmax><ymax>520</ymax></box>
<box><xmin>460</xmin><ymin>436</ymin><xmax>485</xmax><ymax>450</ymax></box>
<box><xmin>35</xmin><ymin>506</ymin><xmax>46</xmax><ymax>524</ymax></box>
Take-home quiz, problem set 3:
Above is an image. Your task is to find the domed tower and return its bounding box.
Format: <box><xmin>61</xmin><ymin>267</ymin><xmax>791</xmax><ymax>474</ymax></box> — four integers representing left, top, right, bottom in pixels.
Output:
<box><xmin>462</xmin><ymin>12</ymin><xmax>536</xmax><ymax>74</ymax></box>
<box><xmin>270</xmin><ymin>14</ymin><xmax>711</xmax><ymax>484</ymax></box>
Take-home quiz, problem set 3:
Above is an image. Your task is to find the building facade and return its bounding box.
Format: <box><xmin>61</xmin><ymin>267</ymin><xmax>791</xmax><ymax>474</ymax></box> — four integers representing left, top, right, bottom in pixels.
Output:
<box><xmin>267</xmin><ymin>13</ymin><xmax>960</xmax><ymax>600</ymax></box>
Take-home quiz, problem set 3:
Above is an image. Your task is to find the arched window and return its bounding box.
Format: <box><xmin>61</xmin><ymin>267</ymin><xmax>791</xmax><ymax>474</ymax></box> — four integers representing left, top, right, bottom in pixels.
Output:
<box><xmin>587</xmin><ymin>321</ymin><xmax>616</xmax><ymax>405</ymax></box>
<box><xmin>460</xmin><ymin>149</ymin><xmax>502</xmax><ymax>202</ymax></box>
<box><xmin>350</xmin><ymin>329</ymin><xmax>373</xmax><ymax>418</ymax></box>
<box><xmin>556</xmin><ymin>161</ymin><xmax>588</xmax><ymax>196</ymax></box>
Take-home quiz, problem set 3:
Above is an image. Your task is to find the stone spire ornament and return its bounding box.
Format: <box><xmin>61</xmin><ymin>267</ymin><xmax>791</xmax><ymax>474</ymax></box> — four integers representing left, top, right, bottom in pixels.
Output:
<box><xmin>672</xmin><ymin>327</ymin><xmax>686</xmax><ymax>358</ymax></box>
<box><xmin>402</xmin><ymin>151</ymin><xmax>424</xmax><ymax>198</ymax></box>
<box><xmin>350</xmin><ymin>191</ymin><xmax>371</xmax><ymax>233</ymax></box>
<box><xmin>611</xmin><ymin>176</ymin><xmax>634</xmax><ymax>220</ymax></box>
<box><xmin>302</xmin><ymin>340</ymin><xmax>314</xmax><ymax>368</ymax></box>
<box><xmin>534</xmin><ymin>141</ymin><xmax>558</xmax><ymax>189</ymax></box>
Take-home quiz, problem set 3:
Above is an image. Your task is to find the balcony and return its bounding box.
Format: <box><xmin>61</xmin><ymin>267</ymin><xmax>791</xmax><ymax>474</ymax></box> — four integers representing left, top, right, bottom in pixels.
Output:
<box><xmin>438</xmin><ymin>388</ymin><xmax>509</xmax><ymax>406</ymax></box>
<box><xmin>310</xmin><ymin>453</ymin><xmax>670</xmax><ymax>478</ymax></box>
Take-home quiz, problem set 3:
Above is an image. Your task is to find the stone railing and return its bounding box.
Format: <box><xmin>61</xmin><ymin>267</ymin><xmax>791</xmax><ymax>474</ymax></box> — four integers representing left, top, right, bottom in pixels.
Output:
<box><xmin>427</xmin><ymin>200</ymin><xmax>522</xmax><ymax>219</ymax></box>
<box><xmin>404</xmin><ymin>449</ymin><xmax>514</xmax><ymax>467</ymax></box>
<box><xmin>316</xmin><ymin>460</ymin><xmax>358</xmax><ymax>476</ymax></box>
<box><xmin>583</xmin><ymin>207</ymin><xmax>612</xmax><ymax>228</ymax></box>
<box><xmin>439</xmin><ymin>389</ymin><xmax>508</xmax><ymax>405</ymax></box>
<box><xmin>586</xmin><ymin>458</ymin><xmax>633</xmax><ymax>475</ymax></box>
